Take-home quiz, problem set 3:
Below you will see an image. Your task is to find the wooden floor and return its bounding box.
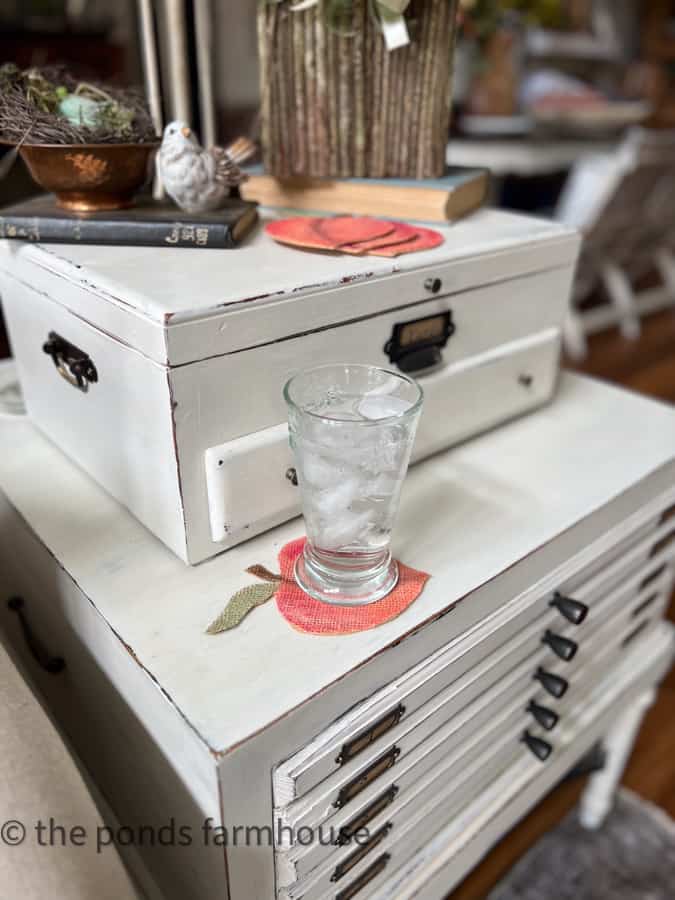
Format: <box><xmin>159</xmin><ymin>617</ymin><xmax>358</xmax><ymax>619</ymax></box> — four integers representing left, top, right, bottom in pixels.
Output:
<box><xmin>449</xmin><ymin>308</ymin><xmax>675</xmax><ymax>899</ymax></box>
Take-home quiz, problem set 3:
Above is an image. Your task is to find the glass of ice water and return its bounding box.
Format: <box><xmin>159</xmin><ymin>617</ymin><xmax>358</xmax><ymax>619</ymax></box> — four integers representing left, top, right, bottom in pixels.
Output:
<box><xmin>284</xmin><ymin>364</ymin><xmax>423</xmax><ymax>605</ymax></box>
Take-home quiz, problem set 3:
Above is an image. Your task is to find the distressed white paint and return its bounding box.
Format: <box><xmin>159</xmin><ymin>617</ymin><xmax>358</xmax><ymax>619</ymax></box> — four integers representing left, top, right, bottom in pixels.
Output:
<box><xmin>186</xmin><ymin>330</ymin><xmax>561</xmax><ymax>561</ymax></box>
<box><xmin>0</xmin><ymin>210</ymin><xmax>578</xmax><ymax>354</ymax></box>
<box><xmin>272</xmin><ymin>565</ymin><xmax>673</xmax><ymax>894</ymax></box>
<box><xmin>282</xmin><ymin>616</ymin><xmax>671</xmax><ymax>900</ymax></box>
<box><xmin>2</xmin><ymin>274</ymin><xmax>188</xmax><ymax>560</ymax></box>
<box><xmin>0</xmin><ymin>494</ymin><xmax>225</xmax><ymax>900</ymax></box>
<box><xmin>0</xmin><ymin>374</ymin><xmax>672</xmax><ymax>750</ymax></box>
<box><xmin>373</xmin><ymin>626</ymin><xmax>673</xmax><ymax>900</ymax></box>
<box><xmin>0</xmin><ymin>376</ymin><xmax>673</xmax><ymax>898</ymax></box>
<box><xmin>0</xmin><ymin>210</ymin><xmax>579</xmax><ymax>563</ymax></box>
<box><xmin>204</xmin><ymin>423</ymin><xmax>297</xmax><ymax>545</ymax></box>
<box><xmin>274</xmin><ymin>542</ymin><xmax>672</xmax><ymax>806</ymax></box>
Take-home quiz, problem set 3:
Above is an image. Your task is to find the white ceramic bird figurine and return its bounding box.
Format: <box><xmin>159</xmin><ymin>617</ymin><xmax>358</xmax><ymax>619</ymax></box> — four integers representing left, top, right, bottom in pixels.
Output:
<box><xmin>157</xmin><ymin>121</ymin><xmax>256</xmax><ymax>213</ymax></box>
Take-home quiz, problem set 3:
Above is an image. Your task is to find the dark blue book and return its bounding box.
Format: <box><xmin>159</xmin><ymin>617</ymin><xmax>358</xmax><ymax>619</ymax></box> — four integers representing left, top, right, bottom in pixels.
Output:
<box><xmin>0</xmin><ymin>196</ymin><xmax>258</xmax><ymax>249</ymax></box>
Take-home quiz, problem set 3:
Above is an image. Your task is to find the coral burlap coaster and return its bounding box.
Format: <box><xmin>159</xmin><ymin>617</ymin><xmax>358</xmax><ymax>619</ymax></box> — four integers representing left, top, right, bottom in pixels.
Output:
<box><xmin>206</xmin><ymin>537</ymin><xmax>430</xmax><ymax>636</ymax></box>
<box><xmin>275</xmin><ymin>537</ymin><xmax>430</xmax><ymax>635</ymax></box>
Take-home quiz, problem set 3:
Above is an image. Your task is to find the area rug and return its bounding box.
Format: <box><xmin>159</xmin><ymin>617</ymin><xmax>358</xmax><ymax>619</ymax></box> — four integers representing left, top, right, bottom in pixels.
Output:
<box><xmin>487</xmin><ymin>789</ymin><xmax>675</xmax><ymax>900</ymax></box>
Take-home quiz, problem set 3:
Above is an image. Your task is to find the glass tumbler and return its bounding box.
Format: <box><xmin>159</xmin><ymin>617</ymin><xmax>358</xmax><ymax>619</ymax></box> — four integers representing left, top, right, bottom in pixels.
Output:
<box><xmin>284</xmin><ymin>364</ymin><xmax>423</xmax><ymax>605</ymax></box>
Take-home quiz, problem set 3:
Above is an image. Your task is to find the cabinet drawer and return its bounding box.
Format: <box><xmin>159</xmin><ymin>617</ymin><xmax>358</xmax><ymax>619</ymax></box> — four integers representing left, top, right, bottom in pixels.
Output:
<box><xmin>373</xmin><ymin>623</ymin><xmax>675</xmax><ymax>900</ymax></box>
<box><xmin>279</xmin><ymin>712</ymin><xmax>527</xmax><ymax>899</ymax></box>
<box><xmin>294</xmin><ymin>598</ymin><xmax>670</xmax><ymax>900</ymax></box>
<box><xmin>278</xmin><ymin>715</ymin><xmax>521</xmax><ymax>888</ymax></box>
<box><xmin>274</xmin><ymin>506</ymin><xmax>671</xmax><ymax>807</ymax></box>
<box><xmin>277</xmin><ymin>685</ymin><xmax>531</xmax><ymax>835</ymax></box>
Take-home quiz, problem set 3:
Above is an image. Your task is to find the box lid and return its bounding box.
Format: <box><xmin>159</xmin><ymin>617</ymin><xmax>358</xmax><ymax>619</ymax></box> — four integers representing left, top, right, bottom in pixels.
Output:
<box><xmin>0</xmin><ymin>209</ymin><xmax>579</xmax><ymax>366</ymax></box>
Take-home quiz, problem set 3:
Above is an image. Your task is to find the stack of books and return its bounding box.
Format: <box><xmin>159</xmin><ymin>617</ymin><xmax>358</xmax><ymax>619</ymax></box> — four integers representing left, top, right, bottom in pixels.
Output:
<box><xmin>0</xmin><ymin>168</ymin><xmax>488</xmax><ymax>249</ymax></box>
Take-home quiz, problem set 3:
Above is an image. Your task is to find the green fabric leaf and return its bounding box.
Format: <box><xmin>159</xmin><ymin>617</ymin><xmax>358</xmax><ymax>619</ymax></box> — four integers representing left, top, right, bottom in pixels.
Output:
<box><xmin>206</xmin><ymin>582</ymin><xmax>277</xmax><ymax>634</ymax></box>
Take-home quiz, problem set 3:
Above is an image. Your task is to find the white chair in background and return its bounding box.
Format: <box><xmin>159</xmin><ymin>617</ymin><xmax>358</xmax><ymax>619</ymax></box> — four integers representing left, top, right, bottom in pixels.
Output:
<box><xmin>555</xmin><ymin>127</ymin><xmax>675</xmax><ymax>359</ymax></box>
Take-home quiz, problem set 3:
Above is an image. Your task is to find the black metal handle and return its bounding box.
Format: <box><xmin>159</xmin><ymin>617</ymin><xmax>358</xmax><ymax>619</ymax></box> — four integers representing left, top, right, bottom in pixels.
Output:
<box><xmin>7</xmin><ymin>596</ymin><xmax>65</xmax><ymax>674</ymax></box>
<box><xmin>521</xmin><ymin>730</ymin><xmax>553</xmax><ymax>762</ymax></box>
<box><xmin>43</xmin><ymin>331</ymin><xmax>98</xmax><ymax>392</ymax></box>
<box><xmin>550</xmin><ymin>592</ymin><xmax>588</xmax><ymax>625</ymax></box>
<box><xmin>534</xmin><ymin>667</ymin><xmax>569</xmax><ymax>699</ymax></box>
<box><xmin>527</xmin><ymin>700</ymin><xmax>559</xmax><ymax>732</ymax></box>
<box><xmin>542</xmin><ymin>629</ymin><xmax>578</xmax><ymax>662</ymax></box>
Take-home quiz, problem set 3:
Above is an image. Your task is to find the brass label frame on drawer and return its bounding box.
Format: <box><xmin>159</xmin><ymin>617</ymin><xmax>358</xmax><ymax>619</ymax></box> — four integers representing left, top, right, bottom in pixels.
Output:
<box><xmin>337</xmin><ymin>785</ymin><xmax>399</xmax><ymax>846</ymax></box>
<box><xmin>331</xmin><ymin>822</ymin><xmax>393</xmax><ymax>883</ymax></box>
<box><xmin>335</xmin><ymin>704</ymin><xmax>406</xmax><ymax>766</ymax></box>
<box><xmin>335</xmin><ymin>853</ymin><xmax>391</xmax><ymax>900</ymax></box>
<box><xmin>333</xmin><ymin>746</ymin><xmax>401</xmax><ymax>809</ymax></box>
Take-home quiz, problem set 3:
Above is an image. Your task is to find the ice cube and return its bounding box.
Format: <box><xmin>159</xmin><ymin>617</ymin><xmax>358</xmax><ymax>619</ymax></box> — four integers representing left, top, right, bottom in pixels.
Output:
<box><xmin>364</xmin><ymin>473</ymin><xmax>402</xmax><ymax>497</ymax></box>
<box><xmin>310</xmin><ymin>477</ymin><xmax>363</xmax><ymax>517</ymax></box>
<box><xmin>315</xmin><ymin>509</ymin><xmax>373</xmax><ymax>550</ymax></box>
<box><xmin>358</xmin><ymin>395</ymin><xmax>413</xmax><ymax>421</ymax></box>
<box><xmin>300</xmin><ymin>453</ymin><xmax>345</xmax><ymax>488</ymax></box>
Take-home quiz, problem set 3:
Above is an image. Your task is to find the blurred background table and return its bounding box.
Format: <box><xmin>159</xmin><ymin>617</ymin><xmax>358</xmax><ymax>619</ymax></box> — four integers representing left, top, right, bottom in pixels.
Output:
<box><xmin>446</xmin><ymin>137</ymin><xmax>615</xmax><ymax>179</ymax></box>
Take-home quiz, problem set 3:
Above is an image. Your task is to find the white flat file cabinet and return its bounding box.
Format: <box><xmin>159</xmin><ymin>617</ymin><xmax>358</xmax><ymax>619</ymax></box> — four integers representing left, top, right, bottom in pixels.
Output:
<box><xmin>0</xmin><ymin>373</ymin><xmax>673</xmax><ymax>900</ymax></box>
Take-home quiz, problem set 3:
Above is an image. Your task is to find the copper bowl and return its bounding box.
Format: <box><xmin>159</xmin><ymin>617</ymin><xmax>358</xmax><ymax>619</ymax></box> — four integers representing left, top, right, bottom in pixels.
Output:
<box><xmin>19</xmin><ymin>142</ymin><xmax>159</xmax><ymax>212</ymax></box>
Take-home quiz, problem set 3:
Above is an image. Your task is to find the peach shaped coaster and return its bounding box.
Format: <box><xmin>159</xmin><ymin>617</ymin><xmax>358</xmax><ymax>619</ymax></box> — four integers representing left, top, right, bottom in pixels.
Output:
<box><xmin>205</xmin><ymin>537</ymin><xmax>430</xmax><ymax>636</ymax></box>
<box><xmin>276</xmin><ymin>538</ymin><xmax>430</xmax><ymax>636</ymax></box>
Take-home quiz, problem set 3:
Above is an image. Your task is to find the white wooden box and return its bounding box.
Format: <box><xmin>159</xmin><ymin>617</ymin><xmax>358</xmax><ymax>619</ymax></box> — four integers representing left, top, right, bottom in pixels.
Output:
<box><xmin>0</xmin><ymin>210</ymin><xmax>579</xmax><ymax>564</ymax></box>
<box><xmin>0</xmin><ymin>373</ymin><xmax>673</xmax><ymax>900</ymax></box>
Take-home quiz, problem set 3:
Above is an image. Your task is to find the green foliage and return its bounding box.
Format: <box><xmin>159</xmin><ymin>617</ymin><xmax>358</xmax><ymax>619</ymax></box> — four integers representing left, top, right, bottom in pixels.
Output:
<box><xmin>0</xmin><ymin>63</ymin><xmax>156</xmax><ymax>145</ymax></box>
<box><xmin>96</xmin><ymin>101</ymin><xmax>135</xmax><ymax>138</ymax></box>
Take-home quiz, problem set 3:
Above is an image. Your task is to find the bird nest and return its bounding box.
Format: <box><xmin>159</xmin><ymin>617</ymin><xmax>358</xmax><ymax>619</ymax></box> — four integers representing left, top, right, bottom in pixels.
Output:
<box><xmin>0</xmin><ymin>64</ymin><xmax>157</xmax><ymax>146</ymax></box>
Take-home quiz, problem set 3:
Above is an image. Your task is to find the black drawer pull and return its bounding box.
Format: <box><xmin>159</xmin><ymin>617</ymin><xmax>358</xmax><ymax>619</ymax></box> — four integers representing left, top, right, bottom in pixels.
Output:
<box><xmin>522</xmin><ymin>731</ymin><xmax>553</xmax><ymax>762</ymax></box>
<box><xmin>542</xmin><ymin>630</ymin><xmax>578</xmax><ymax>662</ymax></box>
<box><xmin>333</xmin><ymin>746</ymin><xmax>401</xmax><ymax>809</ymax></box>
<box><xmin>622</xmin><ymin>620</ymin><xmax>650</xmax><ymax>647</ymax></box>
<box><xmin>534</xmin><ymin>667</ymin><xmax>568</xmax><ymax>699</ymax></box>
<box><xmin>650</xmin><ymin>530</ymin><xmax>674</xmax><ymax>558</ymax></box>
<box><xmin>43</xmin><ymin>331</ymin><xmax>98</xmax><ymax>392</ymax></box>
<box><xmin>550</xmin><ymin>592</ymin><xmax>588</xmax><ymax>625</ymax></box>
<box><xmin>632</xmin><ymin>592</ymin><xmax>659</xmax><ymax>618</ymax></box>
<box><xmin>336</xmin><ymin>704</ymin><xmax>406</xmax><ymax>766</ymax></box>
<box><xmin>7</xmin><ymin>596</ymin><xmax>65</xmax><ymax>674</ymax></box>
<box><xmin>331</xmin><ymin>823</ymin><xmax>392</xmax><ymax>883</ymax></box>
<box><xmin>527</xmin><ymin>701</ymin><xmax>559</xmax><ymax>732</ymax></box>
<box><xmin>640</xmin><ymin>565</ymin><xmax>665</xmax><ymax>591</ymax></box>
<box><xmin>660</xmin><ymin>502</ymin><xmax>675</xmax><ymax>525</ymax></box>
<box><xmin>336</xmin><ymin>786</ymin><xmax>398</xmax><ymax>846</ymax></box>
<box><xmin>335</xmin><ymin>853</ymin><xmax>390</xmax><ymax>900</ymax></box>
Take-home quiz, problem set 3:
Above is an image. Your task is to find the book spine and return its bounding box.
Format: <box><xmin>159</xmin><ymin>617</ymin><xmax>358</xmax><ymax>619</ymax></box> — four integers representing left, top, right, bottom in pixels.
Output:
<box><xmin>0</xmin><ymin>216</ymin><xmax>235</xmax><ymax>249</ymax></box>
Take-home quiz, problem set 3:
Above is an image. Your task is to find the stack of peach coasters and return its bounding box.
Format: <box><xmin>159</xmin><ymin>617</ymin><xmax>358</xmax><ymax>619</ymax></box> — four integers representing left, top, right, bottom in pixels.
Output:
<box><xmin>265</xmin><ymin>215</ymin><xmax>444</xmax><ymax>257</ymax></box>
